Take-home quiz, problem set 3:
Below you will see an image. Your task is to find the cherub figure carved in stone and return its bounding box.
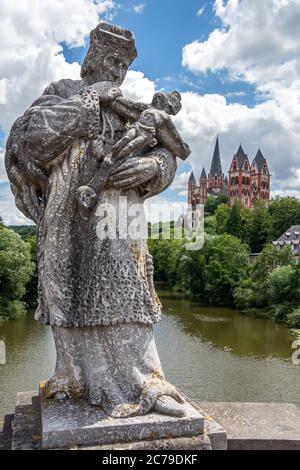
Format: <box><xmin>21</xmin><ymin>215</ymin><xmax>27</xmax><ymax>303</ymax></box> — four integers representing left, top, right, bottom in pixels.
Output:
<box><xmin>77</xmin><ymin>90</ymin><xmax>189</xmax><ymax>209</ymax></box>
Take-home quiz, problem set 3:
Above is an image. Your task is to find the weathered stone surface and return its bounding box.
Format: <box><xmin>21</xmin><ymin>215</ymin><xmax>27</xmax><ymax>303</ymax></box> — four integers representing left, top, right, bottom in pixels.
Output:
<box><xmin>182</xmin><ymin>394</ymin><xmax>227</xmax><ymax>450</ymax></box>
<box><xmin>11</xmin><ymin>391</ymin><xmax>42</xmax><ymax>450</ymax></box>
<box><xmin>41</xmin><ymin>397</ymin><xmax>204</xmax><ymax>449</ymax></box>
<box><xmin>0</xmin><ymin>414</ymin><xmax>13</xmax><ymax>450</ymax></box>
<box><xmin>197</xmin><ymin>402</ymin><xmax>300</xmax><ymax>450</ymax></box>
<box><xmin>80</xmin><ymin>435</ymin><xmax>212</xmax><ymax>450</ymax></box>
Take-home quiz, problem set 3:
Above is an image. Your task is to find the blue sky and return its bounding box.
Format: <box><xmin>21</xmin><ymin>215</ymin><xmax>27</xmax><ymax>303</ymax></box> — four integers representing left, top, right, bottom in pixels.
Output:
<box><xmin>60</xmin><ymin>0</ymin><xmax>258</xmax><ymax>206</ymax></box>
<box><xmin>1</xmin><ymin>0</ymin><xmax>300</xmax><ymax>224</ymax></box>
<box><xmin>62</xmin><ymin>0</ymin><xmax>256</xmax><ymax>108</ymax></box>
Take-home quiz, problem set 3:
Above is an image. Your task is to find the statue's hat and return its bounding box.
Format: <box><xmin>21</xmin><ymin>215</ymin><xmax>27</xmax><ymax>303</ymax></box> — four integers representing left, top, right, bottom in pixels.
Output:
<box><xmin>81</xmin><ymin>22</ymin><xmax>137</xmax><ymax>77</ymax></box>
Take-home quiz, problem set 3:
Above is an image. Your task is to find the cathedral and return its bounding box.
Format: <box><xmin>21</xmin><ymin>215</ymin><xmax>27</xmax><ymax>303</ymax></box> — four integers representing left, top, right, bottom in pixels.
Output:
<box><xmin>188</xmin><ymin>137</ymin><xmax>271</xmax><ymax>208</ymax></box>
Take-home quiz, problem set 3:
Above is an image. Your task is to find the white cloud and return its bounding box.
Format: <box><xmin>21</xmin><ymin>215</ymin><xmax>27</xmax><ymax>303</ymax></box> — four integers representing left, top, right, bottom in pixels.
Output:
<box><xmin>170</xmin><ymin>171</ymin><xmax>191</xmax><ymax>195</ymax></box>
<box><xmin>182</xmin><ymin>0</ymin><xmax>300</xmax><ymax>99</ymax></box>
<box><xmin>121</xmin><ymin>70</ymin><xmax>155</xmax><ymax>102</ymax></box>
<box><xmin>0</xmin><ymin>0</ymin><xmax>116</xmax><ymax>134</ymax></box>
<box><xmin>133</xmin><ymin>4</ymin><xmax>146</xmax><ymax>14</ymax></box>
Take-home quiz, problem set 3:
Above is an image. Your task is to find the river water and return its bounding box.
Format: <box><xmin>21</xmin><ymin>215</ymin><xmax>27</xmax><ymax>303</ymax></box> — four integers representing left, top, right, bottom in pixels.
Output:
<box><xmin>0</xmin><ymin>290</ymin><xmax>299</xmax><ymax>416</ymax></box>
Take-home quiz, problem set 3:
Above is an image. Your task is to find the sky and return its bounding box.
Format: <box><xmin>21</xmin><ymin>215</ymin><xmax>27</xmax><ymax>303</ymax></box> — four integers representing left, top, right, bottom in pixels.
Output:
<box><xmin>0</xmin><ymin>0</ymin><xmax>300</xmax><ymax>224</ymax></box>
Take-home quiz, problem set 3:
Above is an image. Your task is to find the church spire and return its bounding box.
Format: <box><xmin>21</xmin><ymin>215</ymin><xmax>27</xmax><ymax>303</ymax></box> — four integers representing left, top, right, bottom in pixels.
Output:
<box><xmin>188</xmin><ymin>170</ymin><xmax>196</xmax><ymax>185</ymax></box>
<box><xmin>200</xmin><ymin>167</ymin><xmax>207</xmax><ymax>179</ymax></box>
<box><xmin>209</xmin><ymin>135</ymin><xmax>222</xmax><ymax>176</ymax></box>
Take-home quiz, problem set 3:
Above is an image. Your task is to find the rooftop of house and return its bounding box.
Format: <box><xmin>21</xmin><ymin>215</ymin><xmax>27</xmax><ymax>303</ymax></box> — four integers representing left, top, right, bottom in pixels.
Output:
<box><xmin>273</xmin><ymin>225</ymin><xmax>300</xmax><ymax>244</ymax></box>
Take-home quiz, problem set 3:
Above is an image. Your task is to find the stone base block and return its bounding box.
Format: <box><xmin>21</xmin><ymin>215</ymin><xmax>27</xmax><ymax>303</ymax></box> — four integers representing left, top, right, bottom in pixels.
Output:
<box><xmin>197</xmin><ymin>402</ymin><xmax>300</xmax><ymax>450</ymax></box>
<box><xmin>41</xmin><ymin>397</ymin><xmax>205</xmax><ymax>450</ymax></box>
<box><xmin>80</xmin><ymin>435</ymin><xmax>212</xmax><ymax>450</ymax></box>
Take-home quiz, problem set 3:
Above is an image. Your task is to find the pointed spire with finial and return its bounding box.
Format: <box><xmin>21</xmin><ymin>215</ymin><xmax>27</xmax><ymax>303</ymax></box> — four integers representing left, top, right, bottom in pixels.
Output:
<box><xmin>235</xmin><ymin>143</ymin><xmax>247</xmax><ymax>168</ymax></box>
<box><xmin>209</xmin><ymin>135</ymin><xmax>223</xmax><ymax>176</ymax></box>
<box><xmin>188</xmin><ymin>170</ymin><xmax>196</xmax><ymax>185</ymax></box>
<box><xmin>200</xmin><ymin>167</ymin><xmax>207</xmax><ymax>179</ymax></box>
<box><xmin>254</xmin><ymin>148</ymin><xmax>266</xmax><ymax>172</ymax></box>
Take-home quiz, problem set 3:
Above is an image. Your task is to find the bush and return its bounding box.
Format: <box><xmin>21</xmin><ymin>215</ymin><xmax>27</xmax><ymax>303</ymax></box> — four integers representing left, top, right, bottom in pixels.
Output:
<box><xmin>286</xmin><ymin>307</ymin><xmax>300</xmax><ymax>327</ymax></box>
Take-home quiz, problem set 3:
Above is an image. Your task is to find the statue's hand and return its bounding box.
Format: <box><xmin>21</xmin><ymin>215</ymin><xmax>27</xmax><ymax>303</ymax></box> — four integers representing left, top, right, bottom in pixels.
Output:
<box><xmin>88</xmin><ymin>81</ymin><xmax>122</xmax><ymax>104</ymax></box>
<box><xmin>109</xmin><ymin>157</ymin><xmax>159</xmax><ymax>190</ymax></box>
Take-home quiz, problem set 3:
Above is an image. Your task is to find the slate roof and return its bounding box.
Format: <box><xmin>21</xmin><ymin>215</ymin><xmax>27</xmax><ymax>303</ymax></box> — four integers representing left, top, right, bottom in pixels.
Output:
<box><xmin>189</xmin><ymin>171</ymin><xmax>196</xmax><ymax>184</ymax></box>
<box><xmin>273</xmin><ymin>225</ymin><xmax>300</xmax><ymax>242</ymax></box>
<box><xmin>235</xmin><ymin>144</ymin><xmax>249</xmax><ymax>169</ymax></box>
<box><xmin>273</xmin><ymin>225</ymin><xmax>300</xmax><ymax>255</ymax></box>
<box><xmin>209</xmin><ymin>136</ymin><xmax>223</xmax><ymax>176</ymax></box>
<box><xmin>254</xmin><ymin>149</ymin><xmax>266</xmax><ymax>172</ymax></box>
<box><xmin>207</xmin><ymin>186</ymin><xmax>228</xmax><ymax>197</ymax></box>
<box><xmin>200</xmin><ymin>167</ymin><xmax>207</xmax><ymax>179</ymax></box>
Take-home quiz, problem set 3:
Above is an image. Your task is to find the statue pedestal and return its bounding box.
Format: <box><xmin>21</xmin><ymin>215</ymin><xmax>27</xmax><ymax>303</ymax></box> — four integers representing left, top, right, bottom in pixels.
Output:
<box><xmin>11</xmin><ymin>391</ymin><xmax>227</xmax><ymax>450</ymax></box>
<box><xmin>41</xmin><ymin>396</ymin><xmax>204</xmax><ymax>449</ymax></box>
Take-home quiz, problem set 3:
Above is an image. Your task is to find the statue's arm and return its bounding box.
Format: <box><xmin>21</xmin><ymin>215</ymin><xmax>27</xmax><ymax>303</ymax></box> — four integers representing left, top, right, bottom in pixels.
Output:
<box><xmin>157</xmin><ymin>119</ymin><xmax>191</xmax><ymax>161</ymax></box>
<box><xmin>110</xmin><ymin>96</ymin><xmax>148</xmax><ymax>122</ymax></box>
<box><xmin>22</xmin><ymin>88</ymin><xmax>100</xmax><ymax>165</ymax></box>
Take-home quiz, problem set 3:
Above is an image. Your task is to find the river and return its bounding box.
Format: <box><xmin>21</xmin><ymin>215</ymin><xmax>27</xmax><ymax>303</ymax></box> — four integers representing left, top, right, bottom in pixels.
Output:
<box><xmin>0</xmin><ymin>289</ymin><xmax>299</xmax><ymax>416</ymax></box>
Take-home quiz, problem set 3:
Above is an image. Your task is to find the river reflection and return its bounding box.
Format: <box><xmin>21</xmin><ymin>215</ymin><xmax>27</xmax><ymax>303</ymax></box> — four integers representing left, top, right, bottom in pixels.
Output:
<box><xmin>158</xmin><ymin>290</ymin><xmax>298</xmax><ymax>360</ymax></box>
<box><xmin>0</xmin><ymin>290</ymin><xmax>299</xmax><ymax>416</ymax></box>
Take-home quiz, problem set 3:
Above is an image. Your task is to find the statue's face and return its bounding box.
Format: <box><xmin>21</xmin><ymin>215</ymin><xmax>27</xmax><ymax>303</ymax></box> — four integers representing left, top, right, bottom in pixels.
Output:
<box><xmin>152</xmin><ymin>92</ymin><xmax>182</xmax><ymax>116</ymax></box>
<box><xmin>167</xmin><ymin>97</ymin><xmax>182</xmax><ymax>116</ymax></box>
<box><xmin>102</xmin><ymin>53</ymin><xmax>129</xmax><ymax>85</ymax></box>
<box><xmin>85</xmin><ymin>52</ymin><xmax>129</xmax><ymax>85</ymax></box>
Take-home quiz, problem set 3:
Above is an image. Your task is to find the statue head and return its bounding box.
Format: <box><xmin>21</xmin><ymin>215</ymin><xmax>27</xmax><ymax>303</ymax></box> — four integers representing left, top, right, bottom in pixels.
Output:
<box><xmin>81</xmin><ymin>23</ymin><xmax>137</xmax><ymax>85</ymax></box>
<box><xmin>151</xmin><ymin>91</ymin><xmax>182</xmax><ymax>115</ymax></box>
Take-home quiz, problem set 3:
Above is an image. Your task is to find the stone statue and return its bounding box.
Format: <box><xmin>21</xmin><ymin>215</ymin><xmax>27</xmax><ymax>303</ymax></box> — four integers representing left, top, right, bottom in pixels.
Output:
<box><xmin>5</xmin><ymin>22</ymin><xmax>191</xmax><ymax>419</ymax></box>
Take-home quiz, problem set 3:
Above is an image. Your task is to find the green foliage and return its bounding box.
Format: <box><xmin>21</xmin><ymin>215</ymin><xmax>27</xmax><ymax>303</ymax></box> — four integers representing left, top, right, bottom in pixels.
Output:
<box><xmin>175</xmin><ymin>249</ymin><xmax>206</xmax><ymax>298</ymax></box>
<box><xmin>215</xmin><ymin>203</ymin><xmax>231</xmax><ymax>234</ymax></box>
<box><xmin>269</xmin><ymin>197</ymin><xmax>300</xmax><ymax>240</ymax></box>
<box><xmin>205</xmin><ymin>194</ymin><xmax>228</xmax><ymax>215</ymax></box>
<box><xmin>245</xmin><ymin>200</ymin><xmax>273</xmax><ymax>253</ymax></box>
<box><xmin>286</xmin><ymin>307</ymin><xmax>300</xmax><ymax>327</ymax></box>
<box><xmin>203</xmin><ymin>234</ymin><xmax>249</xmax><ymax>305</ymax></box>
<box><xmin>10</xmin><ymin>225</ymin><xmax>37</xmax><ymax>239</ymax></box>
<box><xmin>225</xmin><ymin>203</ymin><xmax>244</xmax><ymax>240</ymax></box>
<box><xmin>233</xmin><ymin>243</ymin><xmax>300</xmax><ymax>323</ymax></box>
<box><xmin>204</xmin><ymin>215</ymin><xmax>217</xmax><ymax>235</ymax></box>
<box><xmin>23</xmin><ymin>235</ymin><xmax>38</xmax><ymax>308</ymax></box>
<box><xmin>0</xmin><ymin>227</ymin><xmax>34</xmax><ymax>321</ymax></box>
<box><xmin>148</xmin><ymin>236</ymin><xmax>183</xmax><ymax>285</ymax></box>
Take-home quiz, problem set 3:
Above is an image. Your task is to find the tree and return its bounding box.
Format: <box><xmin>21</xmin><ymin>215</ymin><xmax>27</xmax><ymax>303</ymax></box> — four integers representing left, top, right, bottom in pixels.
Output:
<box><xmin>269</xmin><ymin>197</ymin><xmax>300</xmax><ymax>240</ymax></box>
<box><xmin>203</xmin><ymin>234</ymin><xmax>250</xmax><ymax>305</ymax></box>
<box><xmin>23</xmin><ymin>235</ymin><xmax>38</xmax><ymax>308</ymax></box>
<box><xmin>204</xmin><ymin>215</ymin><xmax>217</xmax><ymax>235</ymax></box>
<box><xmin>252</xmin><ymin>244</ymin><xmax>294</xmax><ymax>282</ymax></box>
<box><xmin>215</xmin><ymin>203</ymin><xmax>231</xmax><ymax>234</ymax></box>
<box><xmin>0</xmin><ymin>227</ymin><xmax>34</xmax><ymax>320</ymax></box>
<box><xmin>175</xmin><ymin>249</ymin><xmax>206</xmax><ymax>299</ymax></box>
<box><xmin>234</xmin><ymin>243</ymin><xmax>297</xmax><ymax>317</ymax></box>
<box><xmin>247</xmin><ymin>200</ymin><xmax>273</xmax><ymax>253</ymax></box>
<box><xmin>205</xmin><ymin>194</ymin><xmax>228</xmax><ymax>215</ymax></box>
<box><xmin>225</xmin><ymin>203</ymin><xmax>244</xmax><ymax>240</ymax></box>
